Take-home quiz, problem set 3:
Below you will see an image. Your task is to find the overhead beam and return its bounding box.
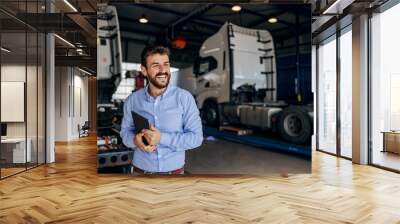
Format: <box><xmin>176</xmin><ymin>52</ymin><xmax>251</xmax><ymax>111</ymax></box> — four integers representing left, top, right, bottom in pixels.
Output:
<box><xmin>0</xmin><ymin>8</ymin><xmax>38</xmax><ymax>31</ymax></box>
<box><xmin>119</xmin><ymin>16</ymin><xmax>215</xmax><ymax>37</ymax></box>
<box><xmin>218</xmin><ymin>4</ymin><xmax>297</xmax><ymax>29</ymax></box>
<box><xmin>67</xmin><ymin>13</ymin><xmax>97</xmax><ymax>47</ymax></box>
<box><xmin>169</xmin><ymin>4</ymin><xmax>216</xmax><ymax>29</ymax></box>
<box><xmin>64</xmin><ymin>9</ymin><xmax>97</xmax><ymax>47</ymax></box>
<box><xmin>55</xmin><ymin>55</ymin><xmax>96</xmax><ymax>69</ymax></box>
<box><xmin>130</xmin><ymin>4</ymin><xmax>223</xmax><ymax>29</ymax></box>
<box><xmin>85</xmin><ymin>0</ymin><xmax>97</xmax><ymax>12</ymax></box>
<box><xmin>10</xmin><ymin>13</ymin><xmax>89</xmax><ymax>32</ymax></box>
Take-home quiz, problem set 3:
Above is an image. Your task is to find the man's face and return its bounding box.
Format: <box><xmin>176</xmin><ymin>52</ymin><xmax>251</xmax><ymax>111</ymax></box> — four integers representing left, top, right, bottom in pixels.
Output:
<box><xmin>141</xmin><ymin>53</ymin><xmax>171</xmax><ymax>89</ymax></box>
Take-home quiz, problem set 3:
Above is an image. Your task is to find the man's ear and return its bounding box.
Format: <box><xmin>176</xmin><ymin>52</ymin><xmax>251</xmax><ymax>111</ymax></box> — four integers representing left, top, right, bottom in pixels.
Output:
<box><xmin>140</xmin><ymin>65</ymin><xmax>148</xmax><ymax>77</ymax></box>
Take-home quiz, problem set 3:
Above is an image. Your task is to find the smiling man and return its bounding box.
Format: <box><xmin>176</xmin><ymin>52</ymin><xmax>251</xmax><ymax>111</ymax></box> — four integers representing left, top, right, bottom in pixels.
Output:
<box><xmin>120</xmin><ymin>45</ymin><xmax>203</xmax><ymax>175</ymax></box>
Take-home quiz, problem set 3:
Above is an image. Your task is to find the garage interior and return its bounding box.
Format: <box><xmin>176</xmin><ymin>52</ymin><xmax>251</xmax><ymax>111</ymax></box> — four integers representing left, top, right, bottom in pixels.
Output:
<box><xmin>96</xmin><ymin>3</ymin><xmax>312</xmax><ymax>175</ymax></box>
<box><xmin>1</xmin><ymin>0</ymin><xmax>400</xmax><ymax>223</ymax></box>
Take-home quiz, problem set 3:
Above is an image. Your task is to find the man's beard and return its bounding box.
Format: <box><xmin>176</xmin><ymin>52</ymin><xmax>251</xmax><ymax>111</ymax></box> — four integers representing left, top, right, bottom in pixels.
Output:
<box><xmin>148</xmin><ymin>72</ymin><xmax>170</xmax><ymax>89</ymax></box>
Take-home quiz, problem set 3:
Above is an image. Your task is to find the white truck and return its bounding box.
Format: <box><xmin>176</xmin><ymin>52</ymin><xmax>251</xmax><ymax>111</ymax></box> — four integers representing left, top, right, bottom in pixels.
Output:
<box><xmin>97</xmin><ymin>4</ymin><xmax>123</xmax><ymax>104</ymax></box>
<box><xmin>177</xmin><ymin>22</ymin><xmax>313</xmax><ymax>144</ymax></box>
<box><xmin>97</xmin><ymin>4</ymin><xmax>122</xmax><ymax>81</ymax></box>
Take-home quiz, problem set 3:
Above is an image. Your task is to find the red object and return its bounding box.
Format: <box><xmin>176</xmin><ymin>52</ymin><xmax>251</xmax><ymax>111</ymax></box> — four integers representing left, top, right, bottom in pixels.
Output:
<box><xmin>135</xmin><ymin>72</ymin><xmax>146</xmax><ymax>90</ymax></box>
<box><xmin>171</xmin><ymin>36</ymin><xmax>187</xmax><ymax>49</ymax></box>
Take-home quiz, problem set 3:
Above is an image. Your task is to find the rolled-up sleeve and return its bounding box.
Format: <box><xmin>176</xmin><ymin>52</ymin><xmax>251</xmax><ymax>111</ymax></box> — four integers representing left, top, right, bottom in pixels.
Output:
<box><xmin>120</xmin><ymin>96</ymin><xmax>137</xmax><ymax>149</ymax></box>
<box><xmin>159</xmin><ymin>92</ymin><xmax>203</xmax><ymax>151</ymax></box>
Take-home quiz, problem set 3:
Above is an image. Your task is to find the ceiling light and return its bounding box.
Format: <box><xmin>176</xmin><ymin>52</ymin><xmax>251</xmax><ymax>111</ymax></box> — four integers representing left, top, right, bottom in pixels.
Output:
<box><xmin>139</xmin><ymin>15</ymin><xmax>148</xmax><ymax>24</ymax></box>
<box><xmin>54</xmin><ymin>34</ymin><xmax>75</xmax><ymax>48</ymax></box>
<box><xmin>41</xmin><ymin>5</ymin><xmax>46</xmax><ymax>10</ymax></box>
<box><xmin>1</xmin><ymin>47</ymin><xmax>11</xmax><ymax>53</ymax></box>
<box><xmin>268</xmin><ymin>17</ymin><xmax>278</xmax><ymax>23</ymax></box>
<box><xmin>63</xmin><ymin>0</ymin><xmax>78</xmax><ymax>12</ymax></box>
<box><xmin>231</xmin><ymin>5</ymin><xmax>241</xmax><ymax>12</ymax></box>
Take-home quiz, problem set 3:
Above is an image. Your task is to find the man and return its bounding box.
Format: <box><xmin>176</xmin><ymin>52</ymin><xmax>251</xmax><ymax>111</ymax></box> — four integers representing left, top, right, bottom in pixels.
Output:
<box><xmin>120</xmin><ymin>45</ymin><xmax>203</xmax><ymax>175</ymax></box>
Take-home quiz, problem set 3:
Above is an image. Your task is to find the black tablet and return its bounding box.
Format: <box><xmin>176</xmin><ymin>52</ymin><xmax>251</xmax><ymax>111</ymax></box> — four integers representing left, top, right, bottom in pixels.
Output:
<box><xmin>131</xmin><ymin>111</ymin><xmax>150</xmax><ymax>145</ymax></box>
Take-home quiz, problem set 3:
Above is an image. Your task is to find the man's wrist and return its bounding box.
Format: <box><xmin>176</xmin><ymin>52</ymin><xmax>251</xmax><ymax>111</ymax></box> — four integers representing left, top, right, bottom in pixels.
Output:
<box><xmin>126</xmin><ymin>132</ymin><xmax>135</xmax><ymax>148</ymax></box>
<box><xmin>132</xmin><ymin>134</ymin><xmax>137</xmax><ymax>147</ymax></box>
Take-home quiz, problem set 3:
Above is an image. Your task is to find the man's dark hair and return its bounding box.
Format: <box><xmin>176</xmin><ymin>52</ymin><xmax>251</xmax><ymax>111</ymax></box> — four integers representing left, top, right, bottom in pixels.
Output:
<box><xmin>141</xmin><ymin>45</ymin><xmax>170</xmax><ymax>67</ymax></box>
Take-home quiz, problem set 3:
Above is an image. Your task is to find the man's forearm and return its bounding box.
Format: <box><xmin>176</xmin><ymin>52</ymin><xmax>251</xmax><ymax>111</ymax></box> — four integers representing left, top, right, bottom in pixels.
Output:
<box><xmin>121</xmin><ymin>129</ymin><xmax>136</xmax><ymax>149</ymax></box>
<box><xmin>159</xmin><ymin>130</ymin><xmax>203</xmax><ymax>151</ymax></box>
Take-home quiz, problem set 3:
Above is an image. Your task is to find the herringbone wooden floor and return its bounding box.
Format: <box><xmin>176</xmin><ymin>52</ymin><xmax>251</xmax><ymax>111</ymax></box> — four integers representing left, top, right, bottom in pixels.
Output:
<box><xmin>1</xmin><ymin>135</ymin><xmax>400</xmax><ymax>224</ymax></box>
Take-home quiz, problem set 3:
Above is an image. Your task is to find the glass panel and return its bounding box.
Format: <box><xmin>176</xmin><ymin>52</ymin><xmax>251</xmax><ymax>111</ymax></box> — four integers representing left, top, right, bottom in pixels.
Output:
<box><xmin>317</xmin><ymin>36</ymin><xmax>337</xmax><ymax>154</ymax></box>
<box><xmin>0</xmin><ymin>0</ymin><xmax>46</xmax><ymax>178</ymax></box>
<box><xmin>339</xmin><ymin>28</ymin><xmax>352</xmax><ymax>158</ymax></box>
<box><xmin>371</xmin><ymin>3</ymin><xmax>400</xmax><ymax>171</ymax></box>
<box><xmin>1</xmin><ymin>30</ymin><xmax>27</xmax><ymax>177</ymax></box>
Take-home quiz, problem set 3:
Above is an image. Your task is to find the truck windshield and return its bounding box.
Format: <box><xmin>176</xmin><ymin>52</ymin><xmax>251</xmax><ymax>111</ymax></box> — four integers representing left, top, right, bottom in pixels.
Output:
<box><xmin>194</xmin><ymin>56</ymin><xmax>217</xmax><ymax>76</ymax></box>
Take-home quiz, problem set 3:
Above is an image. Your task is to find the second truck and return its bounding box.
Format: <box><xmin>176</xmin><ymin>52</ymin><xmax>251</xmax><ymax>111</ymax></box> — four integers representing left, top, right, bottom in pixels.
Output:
<box><xmin>177</xmin><ymin>22</ymin><xmax>313</xmax><ymax>145</ymax></box>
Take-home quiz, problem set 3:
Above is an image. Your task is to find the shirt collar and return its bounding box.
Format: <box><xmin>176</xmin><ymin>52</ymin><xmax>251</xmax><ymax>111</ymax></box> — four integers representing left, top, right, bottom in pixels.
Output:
<box><xmin>144</xmin><ymin>84</ymin><xmax>172</xmax><ymax>102</ymax></box>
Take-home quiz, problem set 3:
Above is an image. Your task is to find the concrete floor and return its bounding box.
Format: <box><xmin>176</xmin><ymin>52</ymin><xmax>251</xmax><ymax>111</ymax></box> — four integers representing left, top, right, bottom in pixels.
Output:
<box><xmin>185</xmin><ymin>138</ymin><xmax>311</xmax><ymax>175</ymax></box>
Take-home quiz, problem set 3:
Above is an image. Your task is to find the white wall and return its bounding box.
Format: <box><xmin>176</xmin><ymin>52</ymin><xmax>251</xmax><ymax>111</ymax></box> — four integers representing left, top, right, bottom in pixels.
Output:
<box><xmin>1</xmin><ymin>65</ymin><xmax>42</xmax><ymax>137</ymax></box>
<box><xmin>55</xmin><ymin>67</ymin><xmax>69</xmax><ymax>141</ymax></box>
<box><xmin>71</xmin><ymin>73</ymin><xmax>89</xmax><ymax>139</ymax></box>
<box><xmin>1</xmin><ymin>65</ymin><xmax>27</xmax><ymax>139</ymax></box>
<box><xmin>54</xmin><ymin>67</ymin><xmax>89</xmax><ymax>141</ymax></box>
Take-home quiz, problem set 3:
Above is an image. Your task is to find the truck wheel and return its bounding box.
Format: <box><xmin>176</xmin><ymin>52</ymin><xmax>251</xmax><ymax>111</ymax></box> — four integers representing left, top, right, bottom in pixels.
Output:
<box><xmin>277</xmin><ymin>106</ymin><xmax>312</xmax><ymax>145</ymax></box>
<box><xmin>202</xmin><ymin>101</ymin><xmax>220</xmax><ymax>127</ymax></box>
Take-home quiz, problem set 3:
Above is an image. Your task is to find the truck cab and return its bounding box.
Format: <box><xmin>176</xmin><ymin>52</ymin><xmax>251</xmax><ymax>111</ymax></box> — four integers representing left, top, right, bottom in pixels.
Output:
<box><xmin>192</xmin><ymin>22</ymin><xmax>278</xmax><ymax>108</ymax></box>
<box><xmin>178</xmin><ymin>22</ymin><xmax>313</xmax><ymax>145</ymax></box>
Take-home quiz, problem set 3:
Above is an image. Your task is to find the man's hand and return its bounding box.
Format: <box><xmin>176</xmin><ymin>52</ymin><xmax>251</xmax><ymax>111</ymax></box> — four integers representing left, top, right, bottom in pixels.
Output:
<box><xmin>142</xmin><ymin>125</ymin><xmax>161</xmax><ymax>146</ymax></box>
<box><xmin>133</xmin><ymin>133</ymin><xmax>156</xmax><ymax>152</ymax></box>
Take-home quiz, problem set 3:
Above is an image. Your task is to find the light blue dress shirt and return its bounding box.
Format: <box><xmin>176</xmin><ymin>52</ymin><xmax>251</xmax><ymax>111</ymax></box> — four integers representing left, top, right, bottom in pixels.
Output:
<box><xmin>120</xmin><ymin>84</ymin><xmax>203</xmax><ymax>172</ymax></box>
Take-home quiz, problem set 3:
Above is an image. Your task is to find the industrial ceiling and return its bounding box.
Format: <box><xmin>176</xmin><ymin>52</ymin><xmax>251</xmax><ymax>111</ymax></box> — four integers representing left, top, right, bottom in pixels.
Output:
<box><xmin>111</xmin><ymin>2</ymin><xmax>312</xmax><ymax>67</ymax></box>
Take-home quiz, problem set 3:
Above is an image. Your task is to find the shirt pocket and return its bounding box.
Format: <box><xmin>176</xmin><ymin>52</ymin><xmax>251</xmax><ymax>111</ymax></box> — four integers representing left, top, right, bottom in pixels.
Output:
<box><xmin>158</xmin><ymin>107</ymin><xmax>183</xmax><ymax>132</ymax></box>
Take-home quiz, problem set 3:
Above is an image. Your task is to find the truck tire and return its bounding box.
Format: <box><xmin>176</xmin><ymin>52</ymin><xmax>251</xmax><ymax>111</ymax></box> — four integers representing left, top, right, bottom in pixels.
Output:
<box><xmin>202</xmin><ymin>100</ymin><xmax>220</xmax><ymax>127</ymax></box>
<box><xmin>277</xmin><ymin>106</ymin><xmax>312</xmax><ymax>145</ymax></box>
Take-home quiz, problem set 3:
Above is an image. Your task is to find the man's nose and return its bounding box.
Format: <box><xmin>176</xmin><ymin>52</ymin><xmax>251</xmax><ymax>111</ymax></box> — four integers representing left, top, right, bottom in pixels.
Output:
<box><xmin>159</xmin><ymin>65</ymin><xmax>168</xmax><ymax>73</ymax></box>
